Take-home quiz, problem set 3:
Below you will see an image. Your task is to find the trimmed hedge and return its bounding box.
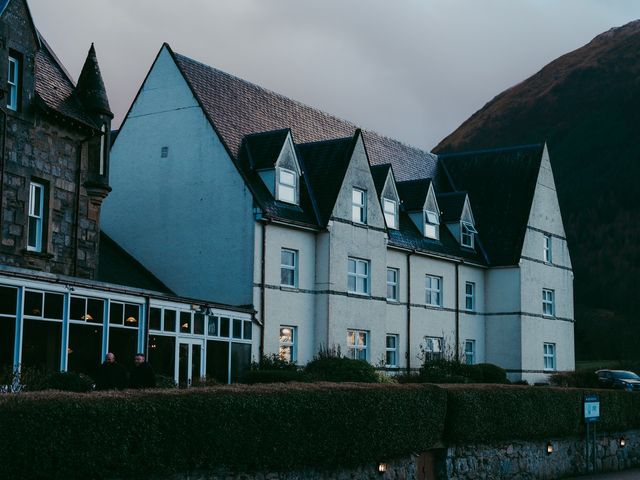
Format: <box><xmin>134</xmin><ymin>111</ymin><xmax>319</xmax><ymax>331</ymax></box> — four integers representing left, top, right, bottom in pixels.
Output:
<box><xmin>0</xmin><ymin>383</ymin><xmax>446</xmax><ymax>478</ymax></box>
<box><xmin>304</xmin><ymin>357</ymin><xmax>379</xmax><ymax>382</ymax></box>
<box><xmin>241</xmin><ymin>370</ymin><xmax>309</xmax><ymax>384</ymax></box>
<box><xmin>443</xmin><ymin>385</ymin><xmax>640</xmax><ymax>443</ymax></box>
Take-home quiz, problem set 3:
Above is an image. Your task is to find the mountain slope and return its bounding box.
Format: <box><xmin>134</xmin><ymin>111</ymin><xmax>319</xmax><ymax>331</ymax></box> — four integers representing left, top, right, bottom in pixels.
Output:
<box><xmin>434</xmin><ymin>20</ymin><xmax>640</xmax><ymax>360</ymax></box>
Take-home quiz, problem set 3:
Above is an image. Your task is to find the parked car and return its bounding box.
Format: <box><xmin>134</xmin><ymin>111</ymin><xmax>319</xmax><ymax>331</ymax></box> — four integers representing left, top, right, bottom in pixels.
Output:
<box><xmin>595</xmin><ymin>369</ymin><xmax>640</xmax><ymax>391</ymax></box>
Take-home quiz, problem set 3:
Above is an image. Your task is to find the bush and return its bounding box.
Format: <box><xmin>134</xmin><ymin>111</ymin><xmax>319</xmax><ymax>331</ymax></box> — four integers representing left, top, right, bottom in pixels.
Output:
<box><xmin>0</xmin><ymin>383</ymin><xmax>446</xmax><ymax>478</ymax></box>
<box><xmin>251</xmin><ymin>353</ymin><xmax>298</xmax><ymax>371</ymax></box>
<box><xmin>305</xmin><ymin>357</ymin><xmax>379</xmax><ymax>383</ymax></box>
<box><xmin>44</xmin><ymin>372</ymin><xmax>94</xmax><ymax>393</ymax></box>
<box><xmin>468</xmin><ymin>363</ymin><xmax>508</xmax><ymax>384</ymax></box>
<box><xmin>241</xmin><ymin>370</ymin><xmax>309</xmax><ymax>384</ymax></box>
<box><xmin>415</xmin><ymin>360</ymin><xmax>507</xmax><ymax>384</ymax></box>
<box><xmin>549</xmin><ymin>369</ymin><xmax>600</xmax><ymax>388</ymax></box>
<box><xmin>155</xmin><ymin>374</ymin><xmax>177</xmax><ymax>389</ymax></box>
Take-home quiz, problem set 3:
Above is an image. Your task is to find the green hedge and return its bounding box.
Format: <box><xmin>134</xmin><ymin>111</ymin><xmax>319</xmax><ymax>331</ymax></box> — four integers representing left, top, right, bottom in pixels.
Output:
<box><xmin>0</xmin><ymin>383</ymin><xmax>446</xmax><ymax>479</ymax></box>
<box><xmin>443</xmin><ymin>385</ymin><xmax>640</xmax><ymax>443</ymax></box>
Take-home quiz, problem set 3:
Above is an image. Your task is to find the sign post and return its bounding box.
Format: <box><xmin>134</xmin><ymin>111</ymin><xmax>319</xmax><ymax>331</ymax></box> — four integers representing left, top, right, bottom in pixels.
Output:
<box><xmin>584</xmin><ymin>394</ymin><xmax>600</xmax><ymax>472</ymax></box>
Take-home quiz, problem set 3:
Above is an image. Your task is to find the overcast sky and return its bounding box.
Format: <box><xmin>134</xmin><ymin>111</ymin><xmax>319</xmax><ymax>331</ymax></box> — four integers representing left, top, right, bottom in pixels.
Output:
<box><xmin>28</xmin><ymin>0</ymin><xmax>640</xmax><ymax>151</ymax></box>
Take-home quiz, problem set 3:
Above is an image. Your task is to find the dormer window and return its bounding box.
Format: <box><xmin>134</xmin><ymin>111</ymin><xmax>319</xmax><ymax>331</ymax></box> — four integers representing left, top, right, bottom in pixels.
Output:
<box><xmin>277</xmin><ymin>167</ymin><xmax>297</xmax><ymax>204</ymax></box>
<box><xmin>383</xmin><ymin>198</ymin><xmax>397</xmax><ymax>229</ymax></box>
<box><xmin>424</xmin><ymin>210</ymin><xmax>439</xmax><ymax>239</ymax></box>
<box><xmin>461</xmin><ymin>222</ymin><xmax>477</xmax><ymax>248</ymax></box>
<box><xmin>7</xmin><ymin>54</ymin><xmax>20</xmax><ymax>111</ymax></box>
<box><xmin>352</xmin><ymin>188</ymin><xmax>367</xmax><ymax>224</ymax></box>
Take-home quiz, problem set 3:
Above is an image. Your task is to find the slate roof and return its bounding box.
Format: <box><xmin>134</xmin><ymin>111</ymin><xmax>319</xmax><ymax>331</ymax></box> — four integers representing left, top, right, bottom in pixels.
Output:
<box><xmin>75</xmin><ymin>43</ymin><xmax>112</xmax><ymax>118</ymax></box>
<box><xmin>171</xmin><ymin>47</ymin><xmax>439</xmax><ymax>182</ymax></box>
<box><xmin>396</xmin><ymin>179</ymin><xmax>432</xmax><ymax>212</ymax></box>
<box><xmin>439</xmin><ymin>144</ymin><xmax>543</xmax><ymax>266</ymax></box>
<box><xmin>34</xmin><ymin>37</ymin><xmax>101</xmax><ymax>129</ymax></box>
<box><xmin>437</xmin><ymin>191</ymin><xmax>467</xmax><ymax>222</ymax></box>
<box><xmin>370</xmin><ymin>164</ymin><xmax>392</xmax><ymax>196</ymax></box>
<box><xmin>243</xmin><ymin>129</ymin><xmax>290</xmax><ymax>170</ymax></box>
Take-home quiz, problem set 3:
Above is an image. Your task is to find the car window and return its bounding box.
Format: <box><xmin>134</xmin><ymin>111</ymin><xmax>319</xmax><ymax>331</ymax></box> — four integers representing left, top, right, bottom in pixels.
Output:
<box><xmin>612</xmin><ymin>371</ymin><xmax>640</xmax><ymax>380</ymax></box>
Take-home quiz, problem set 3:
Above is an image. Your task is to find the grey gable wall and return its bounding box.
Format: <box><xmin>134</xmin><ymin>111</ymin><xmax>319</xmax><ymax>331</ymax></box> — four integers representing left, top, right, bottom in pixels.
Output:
<box><xmin>102</xmin><ymin>46</ymin><xmax>255</xmax><ymax>305</ymax></box>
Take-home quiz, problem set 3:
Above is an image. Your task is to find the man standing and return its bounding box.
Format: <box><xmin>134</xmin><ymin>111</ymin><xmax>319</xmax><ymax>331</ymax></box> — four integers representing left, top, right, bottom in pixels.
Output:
<box><xmin>129</xmin><ymin>353</ymin><xmax>156</xmax><ymax>389</ymax></box>
<box><xmin>95</xmin><ymin>352</ymin><xmax>127</xmax><ymax>390</ymax></box>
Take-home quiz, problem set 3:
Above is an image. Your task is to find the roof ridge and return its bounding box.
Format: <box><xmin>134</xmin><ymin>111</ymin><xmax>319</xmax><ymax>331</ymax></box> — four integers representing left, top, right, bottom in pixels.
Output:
<box><xmin>437</xmin><ymin>143</ymin><xmax>543</xmax><ymax>158</ymax></box>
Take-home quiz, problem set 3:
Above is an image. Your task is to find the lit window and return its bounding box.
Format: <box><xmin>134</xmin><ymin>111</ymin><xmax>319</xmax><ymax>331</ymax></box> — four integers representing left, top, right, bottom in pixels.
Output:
<box><xmin>425</xmin><ymin>275</ymin><xmax>442</xmax><ymax>307</ymax></box>
<box><xmin>348</xmin><ymin>258</ymin><xmax>370</xmax><ymax>295</ymax></box>
<box><xmin>465</xmin><ymin>281</ymin><xmax>475</xmax><ymax>311</ymax></box>
<box><xmin>423</xmin><ymin>336</ymin><xmax>443</xmax><ymax>361</ymax></box>
<box><xmin>542</xmin><ymin>289</ymin><xmax>555</xmax><ymax>316</ymax></box>
<box><xmin>543</xmin><ymin>234</ymin><xmax>552</xmax><ymax>263</ymax></box>
<box><xmin>386</xmin><ymin>334</ymin><xmax>399</xmax><ymax>367</ymax></box>
<box><xmin>464</xmin><ymin>339</ymin><xmax>476</xmax><ymax>365</ymax></box>
<box><xmin>543</xmin><ymin>343</ymin><xmax>556</xmax><ymax>371</ymax></box>
<box><xmin>277</xmin><ymin>168</ymin><xmax>297</xmax><ymax>204</ymax></box>
<box><xmin>424</xmin><ymin>210</ymin><xmax>439</xmax><ymax>239</ymax></box>
<box><xmin>279</xmin><ymin>326</ymin><xmax>297</xmax><ymax>362</ymax></box>
<box><xmin>7</xmin><ymin>55</ymin><xmax>19</xmax><ymax>111</ymax></box>
<box><xmin>280</xmin><ymin>248</ymin><xmax>298</xmax><ymax>287</ymax></box>
<box><xmin>386</xmin><ymin>268</ymin><xmax>399</xmax><ymax>301</ymax></box>
<box><xmin>383</xmin><ymin>198</ymin><xmax>397</xmax><ymax>229</ymax></box>
<box><xmin>27</xmin><ymin>182</ymin><xmax>45</xmax><ymax>252</ymax></box>
<box><xmin>347</xmin><ymin>329</ymin><xmax>369</xmax><ymax>361</ymax></box>
<box><xmin>352</xmin><ymin>188</ymin><xmax>367</xmax><ymax>224</ymax></box>
<box><xmin>461</xmin><ymin>222</ymin><xmax>477</xmax><ymax>248</ymax></box>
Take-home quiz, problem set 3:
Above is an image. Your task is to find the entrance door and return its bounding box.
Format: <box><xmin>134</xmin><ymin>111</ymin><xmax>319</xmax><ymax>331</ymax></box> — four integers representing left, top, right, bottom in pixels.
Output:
<box><xmin>177</xmin><ymin>339</ymin><xmax>204</xmax><ymax>388</ymax></box>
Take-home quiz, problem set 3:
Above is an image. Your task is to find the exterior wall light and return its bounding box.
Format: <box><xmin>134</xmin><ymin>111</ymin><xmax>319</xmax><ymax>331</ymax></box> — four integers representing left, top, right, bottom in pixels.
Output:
<box><xmin>546</xmin><ymin>441</ymin><xmax>554</xmax><ymax>455</ymax></box>
<box><xmin>619</xmin><ymin>437</ymin><xmax>626</xmax><ymax>448</ymax></box>
<box><xmin>377</xmin><ymin>462</ymin><xmax>387</xmax><ymax>474</ymax></box>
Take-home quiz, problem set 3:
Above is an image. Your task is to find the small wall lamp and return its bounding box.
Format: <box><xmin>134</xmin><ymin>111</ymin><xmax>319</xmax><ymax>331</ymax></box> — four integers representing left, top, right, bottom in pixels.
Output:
<box><xmin>377</xmin><ymin>462</ymin><xmax>387</xmax><ymax>475</ymax></box>
<box><xmin>546</xmin><ymin>441</ymin><xmax>554</xmax><ymax>455</ymax></box>
<box><xmin>619</xmin><ymin>437</ymin><xmax>626</xmax><ymax>448</ymax></box>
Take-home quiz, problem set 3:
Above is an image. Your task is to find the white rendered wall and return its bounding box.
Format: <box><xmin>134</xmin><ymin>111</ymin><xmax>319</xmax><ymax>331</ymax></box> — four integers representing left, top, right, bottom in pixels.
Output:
<box><xmin>102</xmin><ymin>47</ymin><xmax>255</xmax><ymax>306</ymax></box>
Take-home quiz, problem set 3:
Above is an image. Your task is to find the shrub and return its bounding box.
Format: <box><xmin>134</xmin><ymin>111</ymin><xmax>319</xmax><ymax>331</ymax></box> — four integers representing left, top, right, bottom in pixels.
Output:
<box><xmin>241</xmin><ymin>370</ymin><xmax>309</xmax><ymax>384</ymax></box>
<box><xmin>251</xmin><ymin>353</ymin><xmax>298</xmax><ymax>371</ymax></box>
<box><xmin>416</xmin><ymin>360</ymin><xmax>507</xmax><ymax>385</ymax></box>
<box><xmin>468</xmin><ymin>363</ymin><xmax>508</xmax><ymax>384</ymax></box>
<box><xmin>305</xmin><ymin>357</ymin><xmax>379</xmax><ymax>383</ymax></box>
<box><xmin>0</xmin><ymin>383</ymin><xmax>446</xmax><ymax>478</ymax></box>
<box><xmin>155</xmin><ymin>374</ymin><xmax>177</xmax><ymax>389</ymax></box>
<box><xmin>549</xmin><ymin>369</ymin><xmax>600</xmax><ymax>388</ymax></box>
<box><xmin>44</xmin><ymin>372</ymin><xmax>94</xmax><ymax>393</ymax></box>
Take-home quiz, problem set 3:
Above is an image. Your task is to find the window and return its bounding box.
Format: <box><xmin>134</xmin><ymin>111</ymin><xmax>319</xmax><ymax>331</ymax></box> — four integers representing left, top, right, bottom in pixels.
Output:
<box><xmin>386</xmin><ymin>334</ymin><xmax>398</xmax><ymax>367</ymax></box>
<box><xmin>464</xmin><ymin>340</ymin><xmax>476</xmax><ymax>365</ymax></box>
<box><xmin>543</xmin><ymin>234</ymin><xmax>552</xmax><ymax>263</ymax></box>
<box><xmin>279</xmin><ymin>326</ymin><xmax>297</xmax><ymax>362</ymax></box>
<box><xmin>7</xmin><ymin>55</ymin><xmax>19</xmax><ymax>111</ymax></box>
<box><xmin>27</xmin><ymin>182</ymin><xmax>45</xmax><ymax>252</ymax></box>
<box><xmin>348</xmin><ymin>258</ymin><xmax>370</xmax><ymax>295</ymax></box>
<box><xmin>280</xmin><ymin>248</ymin><xmax>298</xmax><ymax>287</ymax></box>
<box><xmin>465</xmin><ymin>281</ymin><xmax>475</xmax><ymax>311</ymax></box>
<box><xmin>461</xmin><ymin>222</ymin><xmax>477</xmax><ymax>248</ymax></box>
<box><xmin>424</xmin><ymin>210</ymin><xmax>439</xmax><ymax>239</ymax></box>
<box><xmin>542</xmin><ymin>289</ymin><xmax>555</xmax><ymax>316</ymax></box>
<box><xmin>383</xmin><ymin>198</ymin><xmax>397</xmax><ymax>229</ymax></box>
<box><xmin>425</xmin><ymin>275</ymin><xmax>442</xmax><ymax>307</ymax></box>
<box><xmin>277</xmin><ymin>167</ymin><xmax>297</xmax><ymax>204</ymax></box>
<box><xmin>423</xmin><ymin>336</ymin><xmax>443</xmax><ymax>361</ymax></box>
<box><xmin>347</xmin><ymin>329</ymin><xmax>369</xmax><ymax>361</ymax></box>
<box><xmin>386</xmin><ymin>268</ymin><xmax>399</xmax><ymax>301</ymax></box>
<box><xmin>543</xmin><ymin>343</ymin><xmax>556</xmax><ymax>371</ymax></box>
<box><xmin>352</xmin><ymin>188</ymin><xmax>367</xmax><ymax>224</ymax></box>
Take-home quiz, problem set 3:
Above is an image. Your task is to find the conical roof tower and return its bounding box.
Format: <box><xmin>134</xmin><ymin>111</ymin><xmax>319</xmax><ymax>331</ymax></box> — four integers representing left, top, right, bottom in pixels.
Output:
<box><xmin>76</xmin><ymin>43</ymin><xmax>113</xmax><ymax>119</ymax></box>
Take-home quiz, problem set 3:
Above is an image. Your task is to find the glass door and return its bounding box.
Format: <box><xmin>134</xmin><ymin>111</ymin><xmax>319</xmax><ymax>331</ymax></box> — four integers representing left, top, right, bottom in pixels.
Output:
<box><xmin>177</xmin><ymin>339</ymin><xmax>204</xmax><ymax>388</ymax></box>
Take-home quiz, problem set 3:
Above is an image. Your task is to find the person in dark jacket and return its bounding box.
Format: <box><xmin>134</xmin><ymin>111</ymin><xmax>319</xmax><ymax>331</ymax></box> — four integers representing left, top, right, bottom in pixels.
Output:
<box><xmin>129</xmin><ymin>353</ymin><xmax>156</xmax><ymax>389</ymax></box>
<box><xmin>95</xmin><ymin>352</ymin><xmax>127</xmax><ymax>390</ymax></box>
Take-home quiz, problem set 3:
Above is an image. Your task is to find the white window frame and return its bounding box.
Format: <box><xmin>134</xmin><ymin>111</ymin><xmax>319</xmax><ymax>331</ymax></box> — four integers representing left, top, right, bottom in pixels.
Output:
<box><xmin>280</xmin><ymin>248</ymin><xmax>298</xmax><ymax>288</ymax></box>
<box><xmin>461</xmin><ymin>222</ymin><xmax>477</xmax><ymax>248</ymax></box>
<box><xmin>348</xmin><ymin>257</ymin><xmax>370</xmax><ymax>295</ymax></box>
<box><xmin>277</xmin><ymin>167</ymin><xmax>298</xmax><ymax>204</ymax></box>
<box><xmin>352</xmin><ymin>188</ymin><xmax>367</xmax><ymax>224</ymax></box>
<box><xmin>425</xmin><ymin>275</ymin><xmax>442</xmax><ymax>307</ymax></box>
<box><xmin>465</xmin><ymin>281</ymin><xmax>475</xmax><ymax>311</ymax></box>
<box><xmin>543</xmin><ymin>234</ymin><xmax>552</xmax><ymax>263</ymax></box>
<box><xmin>279</xmin><ymin>326</ymin><xmax>297</xmax><ymax>363</ymax></box>
<box><xmin>464</xmin><ymin>339</ymin><xmax>476</xmax><ymax>365</ymax></box>
<box><xmin>423</xmin><ymin>336</ymin><xmax>443</xmax><ymax>361</ymax></box>
<box><xmin>383</xmin><ymin>198</ymin><xmax>397</xmax><ymax>229</ymax></box>
<box><xmin>99</xmin><ymin>124</ymin><xmax>107</xmax><ymax>175</ymax></box>
<box><xmin>542</xmin><ymin>288</ymin><xmax>555</xmax><ymax>317</ymax></box>
<box><xmin>386</xmin><ymin>267</ymin><xmax>399</xmax><ymax>302</ymax></box>
<box><xmin>7</xmin><ymin>55</ymin><xmax>18</xmax><ymax>111</ymax></box>
<box><xmin>27</xmin><ymin>182</ymin><xmax>45</xmax><ymax>252</ymax></box>
<box><xmin>347</xmin><ymin>329</ymin><xmax>369</xmax><ymax>361</ymax></box>
<box><xmin>424</xmin><ymin>210</ymin><xmax>439</xmax><ymax>239</ymax></box>
<box><xmin>543</xmin><ymin>342</ymin><xmax>556</xmax><ymax>371</ymax></box>
<box><xmin>385</xmin><ymin>334</ymin><xmax>399</xmax><ymax>367</ymax></box>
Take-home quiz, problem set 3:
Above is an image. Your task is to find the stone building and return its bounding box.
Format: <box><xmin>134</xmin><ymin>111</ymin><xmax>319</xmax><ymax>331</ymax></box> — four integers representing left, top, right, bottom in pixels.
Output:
<box><xmin>103</xmin><ymin>44</ymin><xmax>575</xmax><ymax>383</ymax></box>
<box><xmin>0</xmin><ymin>0</ymin><xmax>253</xmax><ymax>386</ymax></box>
